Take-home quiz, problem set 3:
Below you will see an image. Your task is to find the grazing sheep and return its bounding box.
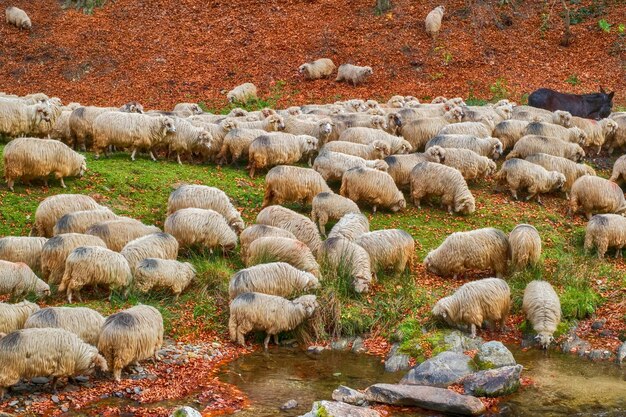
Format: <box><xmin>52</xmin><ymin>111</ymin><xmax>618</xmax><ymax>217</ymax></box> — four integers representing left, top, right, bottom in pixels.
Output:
<box><xmin>0</xmin><ymin>260</ymin><xmax>50</xmax><ymax>298</ymax></box>
<box><xmin>340</xmin><ymin>167</ymin><xmax>406</xmax><ymax>213</ymax></box>
<box><xmin>283</xmin><ymin>117</ymin><xmax>333</xmax><ymax>144</ymax></box>
<box><xmin>31</xmin><ymin>194</ymin><xmax>106</xmax><ymax>237</ymax></box>
<box><xmin>313</xmin><ymin>151</ymin><xmax>388</xmax><ymax>182</ymax></box>
<box><xmin>227</xmin><ymin>83</ymin><xmax>258</xmax><ymax>104</ymax></box>
<box><xmin>58</xmin><ymin>246</ymin><xmax>132</xmax><ymax>303</ymax></box>
<box><xmin>437</xmin><ymin>116</ymin><xmax>495</xmax><ymax>138</ymax></box>
<box><xmin>0</xmin><ymin>237</ymin><xmax>47</xmax><ymax>274</ymax></box>
<box><xmin>396</xmin><ymin>108</ymin><xmax>465</xmax><ymax>151</ymax></box>
<box><xmin>188</xmin><ymin>118</ymin><xmax>238</xmax><ymax>162</ymax></box>
<box><xmin>53</xmin><ymin>209</ymin><xmax>119</xmax><ymax>236</ymax></box>
<box><xmin>166</xmin><ymin>184</ymin><xmax>245</xmax><ymax>233</ymax></box>
<box><xmin>229</xmin><ymin>262</ymin><xmax>319</xmax><ymax>299</ymax></box>
<box><xmin>162</xmin><ymin>117</ymin><xmax>213</xmax><ymax>165</ymax></box>
<box><xmin>568</xmin><ymin>116</ymin><xmax>618</xmax><ymax>154</ymax></box>
<box><xmin>424</xmin><ymin>228</ymin><xmax>510</xmax><ymax>278</ymax></box>
<box><xmin>311</xmin><ymin>192</ymin><xmax>361</xmax><ymax>236</ymax></box>
<box><xmin>495</xmin><ymin>158</ymin><xmax>566</xmax><ymax>203</ymax></box>
<box><xmin>40</xmin><ymin>233</ymin><xmax>107</xmax><ymax>284</ymax></box>
<box><xmin>3</xmin><ymin>137</ymin><xmax>86</xmax><ymax>191</ymax></box>
<box><xmin>492</xmin><ymin>119</ymin><xmax>530</xmax><ymax>150</ymax></box>
<box><xmin>338</xmin><ymin>127</ymin><xmax>412</xmax><ymax>154</ymax></box>
<box><xmin>321</xmin><ymin>140</ymin><xmax>390</xmax><ymax>160</ymax></box>
<box><xmin>440</xmin><ymin>148</ymin><xmax>496</xmax><ymax>181</ymax></box>
<box><xmin>262</xmin><ymin>165</ymin><xmax>332</xmax><ymax>208</ymax></box>
<box><xmin>0</xmin><ymin>301</ymin><xmax>39</xmax><ymax>334</ymax></box>
<box><xmin>512</xmin><ymin>106</ymin><xmax>572</xmax><ymax>127</ymax></box>
<box><xmin>509</xmin><ymin>224</ymin><xmax>542</xmax><ymax>269</ymax></box>
<box><xmin>85</xmin><ymin>219</ymin><xmax>161</xmax><ymax>252</ymax></box>
<box><xmin>164</xmin><ymin>208</ymin><xmax>237</xmax><ymax>253</ymax></box>
<box><xmin>462</xmin><ymin>104</ymin><xmax>513</xmax><ymax>124</ymax></box>
<box><xmin>523</xmin><ymin>121</ymin><xmax>587</xmax><ymax>145</ymax></box>
<box><xmin>355</xmin><ymin>229</ymin><xmax>414</xmax><ymax>276</ymax></box>
<box><xmin>432</xmin><ymin>277</ymin><xmax>511</xmax><ymax>338</ymax></box>
<box><xmin>0</xmin><ymin>328</ymin><xmax>107</xmax><ymax>397</ymax></box>
<box><xmin>327</xmin><ymin>213</ymin><xmax>370</xmax><ymax>241</ymax></box>
<box><xmin>584</xmin><ymin>214</ymin><xmax>626</xmax><ymax>258</ymax></box>
<box><xmin>385</xmin><ymin>146</ymin><xmax>446</xmax><ymax>189</ymax></box>
<box><xmin>319</xmin><ymin>237</ymin><xmax>372</xmax><ymax>293</ymax></box>
<box><xmin>409</xmin><ymin>162</ymin><xmax>475</xmax><ymax>214</ymax></box>
<box><xmin>5</xmin><ymin>6</ymin><xmax>31</xmax><ymax>30</ymax></box>
<box><xmin>522</xmin><ymin>281</ymin><xmax>561</xmax><ymax>349</ymax></box>
<box><xmin>329</xmin><ymin>114</ymin><xmax>388</xmax><ymax>141</ymax></box>
<box><xmin>609</xmin><ymin>154</ymin><xmax>626</xmax><ymax>184</ymax></box>
<box><xmin>425</xmin><ymin>5</ymin><xmax>445</xmax><ymax>38</ymax></box>
<box><xmin>335</xmin><ymin>64</ymin><xmax>373</xmax><ymax>86</ymax></box>
<box><xmin>246</xmin><ymin>237</ymin><xmax>320</xmax><ymax>277</ymax></box>
<box><xmin>256</xmin><ymin>205</ymin><xmax>323</xmax><ymax>256</ymax></box>
<box><xmin>229</xmin><ymin>293</ymin><xmax>318</xmax><ymax>349</ymax></box>
<box><xmin>605</xmin><ymin>115</ymin><xmax>626</xmax><ymax>155</ymax></box>
<box><xmin>97</xmin><ymin>305</ymin><xmax>163</xmax><ymax>382</ymax></box>
<box><xmin>299</xmin><ymin>58</ymin><xmax>336</xmax><ymax>80</ymax></box>
<box><xmin>507</xmin><ymin>135</ymin><xmax>585</xmax><ymax>161</ymax></box>
<box><xmin>525</xmin><ymin>153</ymin><xmax>596</xmax><ymax>198</ymax></box>
<box><xmin>570</xmin><ymin>175</ymin><xmax>626</xmax><ymax>220</ymax></box>
<box><xmin>247</xmin><ymin>133</ymin><xmax>318</xmax><ymax>178</ymax></box>
<box><xmin>425</xmin><ymin>134</ymin><xmax>503</xmax><ymax>160</ymax></box>
<box><xmin>47</xmin><ymin>110</ymin><xmax>73</xmax><ymax>145</ymax></box>
<box><xmin>24</xmin><ymin>307</ymin><xmax>105</xmax><ymax>346</ymax></box>
<box><xmin>172</xmin><ymin>102</ymin><xmax>203</xmax><ymax>116</ymax></box>
<box><xmin>235</xmin><ymin>114</ymin><xmax>285</xmax><ymax>133</ymax></box>
<box><xmin>134</xmin><ymin>258</ymin><xmax>196</xmax><ymax>299</ymax></box>
<box><xmin>217</xmin><ymin>128</ymin><xmax>269</xmax><ymax>164</ymax></box>
<box><xmin>239</xmin><ymin>225</ymin><xmax>297</xmax><ymax>261</ymax></box>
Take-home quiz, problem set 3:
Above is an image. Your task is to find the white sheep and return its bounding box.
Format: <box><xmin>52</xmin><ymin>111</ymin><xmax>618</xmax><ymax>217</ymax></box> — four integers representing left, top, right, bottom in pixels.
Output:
<box><xmin>245</xmin><ymin>237</ymin><xmax>320</xmax><ymax>277</ymax></box>
<box><xmin>247</xmin><ymin>133</ymin><xmax>318</xmax><ymax>178</ymax></box>
<box><xmin>5</xmin><ymin>6</ymin><xmax>31</xmax><ymax>30</ymax></box>
<box><xmin>134</xmin><ymin>258</ymin><xmax>196</xmax><ymax>299</ymax></box>
<box><xmin>313</xmin><ymin>151</ymin><xmax>388</xmax><ymax>182</ymax></box>
<box><xmin>24</xmin><ymin>306</ymin><xmax>105</xmax><ymax>346</ymax></box>
<box><xmin>492</xmin><ymin>119</ymin><xmax>530</xmax><ymax>150</ymax></box>
<box><xmin>85</xmin><ymin>219</ymin><xmax>161</xmax><ymax>252</ymax></box>
<box><xmin>340</xmin><ymin>166</ymin><xmax>406</xmax><ymax>213</ymax></box>
<box><xmin>299</xmin><ymin>58</ymin><xmax>336</xmax><ymax>80</ymax></box>
<box><xmin>522</xmin><ymin>280</ymin><xmax>561</xmax><ymax>349</ymax></box>
<box><xmin>163</xmin><ymin>117</ymin><xmax>213</xmax><ymax>165</ymax></box>
<box><xmin>335</xmin><ymin>64</ymin><xmax>373</xmax><ymax>86</ymax></box>
<box><xmin>262</xmin><ymin>165</ymin><xmax>332</xmax><ymax>208</ymax></box>
<box><xmin>0</xmin><ymin>260</ymin><xmax>50</xmax><ymax>298</ymax></box>
<box><xmin>507</xmin><ymin>135</ymin><xmax>585</xmax><ymax>161</ymax></box>
<box><xmin>338</xmin><ymin>127</ymin><xmax>412</xmax><ymax>154</ymax></box>
<box><xmin>409</xmin><ymin>162</ymin><xmax>475</xmax><ymax>214</ymax></box>
<box><xmin>0</xmin><ymin>301</ymin><xmax>39</xmax><ymax>334</ymax></box>
<box><xmin>164</xmin><ymin>208</ymin><xmax>238</xmax><ymax>253</ymax></box>
<box><xmin>227</xmin><ymin>83</ymin><xmax>258</xmax><ymax>104</ymax></box>
<box><xmin>495</xmin><ymin>158</ymin><xmax>566</xmax><ymax>204</ymax></box>
<box><xmin>425</xmin><ymin>134</ymin><xmax>503</xmax><ymax>160</ymax></box>
<box><xmin>509</xmin><ymin>224</ymin><xmax>542</xmax><ymax>269</ymax></box>
<box><xmin>319</xmin><ymin>237</ymin><xmax>372</xmax><ymax>293</ymax></box>
<box><xmin>385</xmin><ymin>146</ymin><xmax>447</xmax><ymax>188</ymax></box>
<box><xmin>568</xmin><ymin>116</ymin><xmax>618</xmax><ymax>154</ymax></box>
<box><xmin>425</xmin><ymin>5</ymin><xmax>445</xmax><ymax>38</ymax></box>
<box><xmin>31</xmin><ymin>194</ymin><xmax>106</xmax><ymax>237</ymax></box>
<box><xmin>570</xmin><ymin>175</ymin><xmax>626</xmax><ymax>220</ymax></box>
<box><xmin>256</xmin><ymin>205</ymin><xmax>323</xmax><ymax>256</ymax></box>
<box><xmin>0</xmin><ymin>236</ymin><xmax>48</xmax><ymax>274</ymax></box>
<box><xmin>53</xmin><ymin>209</ymin><xmax>119</xmax><ymax>236</ymax></box>
<box><xmin>525</xmin><ymin>153</ymin><xmax>596</xmax><ymax>198</ymax></box>
<box><xmin>609</xmin><ymin>154</ymin><xmax>626</xmax><ymax>184</ymax></box>
<box><xmin>441</xmin><ymin>148</ymin><xmax>497</xmax><ymax>181</ymax></box>
<box><xmin>216</xmin><ymin>128</ymin><xmax>270</xmax><ymax>164</ymax></box>
<box><xmin>584</xmin><ymin>214</ymin><xmax>626</xmax><ymax>258</ymax></box>
<box><xmin>523</xmin><ymin>121</ymin><xmax>587</xmax><ymax>146</ymax></box>
<box><xmin>228</xmin><ymin>262</ymin><xmax>320</xmax><ymax>299</ymax></box>
<box><xmin>327</xmin><ymin>213</ymin><xmax>370</xmax><ymax>241</ymax></box>
<box><xmin>355</xmin><ymin>229</ymin><xmax>414</xmax><ymax>277</ymax></box>
<box><xmin>311</xmin><ymin>192</ymin><xmax>361</xmax><ymax>236</ymax></box>
<box><xmin>320</xmin><ymin>140</ymin><xmax>391</xmax><ymax>160</ymax></box>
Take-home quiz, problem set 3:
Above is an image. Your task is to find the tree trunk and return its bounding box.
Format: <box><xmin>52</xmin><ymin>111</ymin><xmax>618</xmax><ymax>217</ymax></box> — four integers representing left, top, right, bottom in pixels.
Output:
<box><xmin>560</xmin><ymin>0</ymin><xmax>573</xmax><ymax>46</ymax></box>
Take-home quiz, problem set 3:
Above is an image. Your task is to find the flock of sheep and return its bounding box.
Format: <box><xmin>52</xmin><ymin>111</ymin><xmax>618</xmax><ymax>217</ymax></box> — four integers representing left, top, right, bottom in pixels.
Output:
<box><xmin>1</xmin><ymin>85</ymin><xmax>626</xmax><ymax>399</ymax></box>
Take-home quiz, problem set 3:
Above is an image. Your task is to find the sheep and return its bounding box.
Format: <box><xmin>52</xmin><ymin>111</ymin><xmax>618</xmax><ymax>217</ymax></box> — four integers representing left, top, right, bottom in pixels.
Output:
<box><xmin>425</xmin><ymin>134</ymin><xmax>503</xmax><ymax>160</ymax></box>
<box><xmin>609</xmin><ymin>154</ymin><xmax>626</xmax><ymax>184</ymax></box>
<box><xmin>283</xmin><ymin>117</ymin><xmax>332</xmax><ymax>144</ymax></box>
<box><xmin>229</xmin><ymin>293</ymin><xmax>318</xmax><ymax>349</ymax></box>
<box><xmin>246</xmin><ymin>237</ymin><xmax>320</xmax><ymax>277</ymax></box>
<box><xmin>235</xmin><ymin>114</ymin><xmax>285</xmax><ymax>132</ymax></box>
<box><xmin>5</xmin><ymin>6</ymin><xmax>31</xmax><ymax>30</ymax></box>
<box><xmin>509</xmin><ymin>224</ymin><xmax>542</xmax><ymax>270</ymax></box>
<box><xmin>512</xmin><ymin>106</ymin><xmax>572</xmax><ymax>127</ymax></box>
<box><xmin>256</xmin><ymin>205</ymin><xmax>323</xmax><ymax>256</ymax></box>
<box><xmin>262</xmin><ymin>165</ymin><xmax>332</xmax><ymax>208</ymax></box>
<box><xmin>423</xmin><ymin>228</ymin><xmax>510</xmax><ymax>278</ymax></box>
<box><xmin>507</xmin><ymin>135</ymin><xmax>585</xmax><ymax>162</ymax></box>
<box><xmin>247</xmin><ymin>133</ymin><xmax>318</xmax><ymax>178</ymax></box>
<box><xmin>525</xmin><ymin>153</ymin><xmax>596</xmax><ymax>198</ymax></box>
<box><xmin>440</xmin><ymin>148</ymin><xmax>497</xmax><ymax>181</ymax></box>
<box><xmin>85</xmin><ymin>219</ymin><xmax>161</xmax><ymax>252</ymax></box>
<box><xmin>0</xmin><ymin>237</ymin><xmax>47</xmax><ymax>274</ymax></box>
<box><xmin>0</xmin><ymin>101</ymin><xmax>51</xmax><ymax>138</ymax></box>
<box><xmin>31</xmin><ymin>194</ymin><xmax>106</xmax><ymax>237</ymax></box>
<box><xmin>227</xmin><ymin>83</ymin><xmax>258</xmax><ymax>104</ymax></box>
<box><xmin>313</xmin><ymin>151</ymin><xmax>388</xmax><ymax>183</ymax></box>
<box><xmin>335</xmin><ymin>64</ymin><xmax>373</xmax><ymax>86</ymax></box>
<box><xmin>0</xmin><ymin>301</ymin><xmax>39</xmax><ymax>334</ymax></box>
<box><xmin>340</xmin><ymin>167</ymin><xmax>406</xmax><ymax>213</ymax></box>
<box><xmin>187</xmin><ymin>117</ymin><xmax>238</xmax><ymax>162</ymax></box>
<box><xmin>320</xmin><ymin>140</ymin><xmax>390</xmax><ymax>160</ymax></box>
<box><xmin>437</xmin><ymin>116</ymin><xmax>494</xmax><ymax>139</ymax></box>
<box><xmin>311</xmin><ymin>192</ymin><xmax>361</xmax><ymax>236</ymax></box>
<box><xmin>216</xmin><ymin>128</ymin><xmax>268</xmax><ymax>164</ymax></box>
<box><xmin>432</xmin><ymin>278</ymin><xmax>511</xmax><ymax>338</ymax></box>
<box><xmin>492</xmin><ymin>119</ymin><xmax>530</xmax><ymax>150</ymax></box>
<box><xmin>523</xmin><ymin>121</ymin><xmax>588</xmax><ymax>146</ymax></box>
<box><xmin>494</xmin><ymin>158</ymin><xmax>566</xmax><ymax>204</ymax></box>
<box><xmin>605</xmin><ymin>115</ymin><xmax>626</xmax><ymax>155</ymax></box>
<box><xmin>0</xmin><ymin>328</ymin><xmax>108</xmax><ymax>397</ymax></box>
<box><xmin>0</xmin><ymin>260</ymin><xmax>50</xmax><ymax>298</ymax></box>
<box><xmin>40</xmin><ymin>233</ymin><xmax>107</xmax><ymax>285</ymax></box>
<box><xmin>24</xmin><ymin>307</ymin><xmax>105</xmax><ymax>346</ymax></box>
<box><xmin>329</xmin><ymin>114</ymin><xmax>388</xmax><ymax>140</ymax></box>
<box><xmin>584</xmin><ymin>214</ymin><xmax>626</xmax><ymax>258</ymax></box>
<box><xmin>569</xmin><ymin>175</ymin><xmax>626</xmax><ymax>220</ymax></box>
<box><xmin>338</xmin><ymin>127</ymin><xmax>412</xmax><ymax>154</ymax></box>
<box><xmin>384</xmin><ymin>146</ymin><xmax>446</xmax><ymax>189</ymax></box>
<box><xmin>172</xmin><ymin>103</ymin><xmax>203</xmax><ymax>116</ymax></box>
<box><xmin>164</xmin><ymin>208</ymin><xmax>238</xmax><ymax>253</ymax></box>
<box><xmin>162</xmin><ymin>117</ymin><xmax>213</xmax><ymax>164</ymax></box>
<box><xmin>166</xmin><ymin>184</ymin><xmax>245</xmax><ymax>233</ymax></box>
<box><xmin>229</xmin><ymin>262</ymin><xmax>319</xmax><ymax>300</ymax></box>
<box><xmin>409</xmin><ymin>162</ymin><xmax>475</xmax><ymax>214</ymax></box>
<box><xmin>319</xmin><ymin>237</ymin><xmax>372</xmax><ymax>293</ymax></box>
<box><xmin>522</xmin><ymin>280</ymin><xmax>561</xmax><ymax>349</ymax></box>
<box><xmin>3</xmin><ymin>137</ymin><xmax>86</xmax><ymax>191</ymax></box>
<box><xmin>239</xmin><ymin>225</ymin><xmax>297</xmax><ymax>261</ymax></box>
<box><xmin>97</xmin><ymin>305</ymin><xmax>163</xmax><ymax>382</ymax></box>
<box><xmin>53</xmin><ymin>209</ymin><xmax>119</xmax><ymax>236</ymax></box>
<box><xmin>355</xmin><ymin>229</ymin><xmax>414</xmax><ymax>277</ymax></box>
<box><xmin>47</xmin><ymin>110</ymin><xmax>73</xmax><ymax>146</ymax></box>
<box><xmin>327</xmin><ymin>213</ymin><xmax>370</xmax><ymax>241</ymax></box>
<box><xmin>396</xmin><ymin>108</ymin><xmax>465</xmax><ymax>150</ymax></box>
<box><xmin>29</xmin><ymin>98</ymin><xmax>64</xmax><ymax>139</ymax></box>
<box><xmin>58</xmin><ymin>246</ymin><xmax>132</xmax><ymax>303</ymax></box>
<box><xmin>92</xmin><ymin>113</ymin><xmax>176</xmax><ymax>161</ymax></box>
<box><xmin>425</xmin><ymin>5</ymin><xmax>445</xmax><ymax>38</ymax></box>
<box><xmin>462</xmin><ymin>104</ymin><xmax>513</xmax><ymax>124</ymax></box>
<box><xmin>299</xmin><ymin>58</ymin><xmax>336</xmax><ymax>80</ymax></box>
<box><xmin>568</xmin><ymin>116</ymin><xmax>618</xmax><ymax>154</ymax></box>
<box><xmin>134</xmin><ymin>258</ymin><xmax>196</xmax><ymax>299</ymax></box>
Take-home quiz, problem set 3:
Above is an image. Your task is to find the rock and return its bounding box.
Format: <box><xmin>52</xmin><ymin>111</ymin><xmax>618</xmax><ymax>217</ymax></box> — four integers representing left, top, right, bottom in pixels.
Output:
<box><xmin>618</xmin><ymin>341</ymin><xmax>626</xmax><ymax>364</ymax></box>
<box><xmin>8</xmin><ymin>401</ymin><xmax>18</xmax><ymax>407</ymax></box>
<box><xmin>331</xmin><ymin>338</ymin><xmax>350</xmax><ymax>351</ymax></box>
<box><xmin>475</xmin><ymin>341</ymin><xmax>516</xmax><ymax>369</ymax></box>
<box><xmin>364</xmin><ymin>383</ymin><xmax>485</xmax><ymax>416</ymax></box>
<box><xmin>31</xmin><ymin>377</ymin><xmax>49</xmax><ymax>385</ymax></box>
<box><xmin>60</xmin><ymin>406</ymin><xmax>69</xmax><ymax>413</ymax></box>
<box><xmin>352</xmin><ymin>337</ymin><xmax>365</xmax><ymax>353</ymax></box>
<box><xmin>332</xmin><ymin>385</ymin><xmax>367</xmax><ymax>406</ymax></box>
<box><xmin>463</xmin><ymin>364</ymin><xmax>523</xmax><ymax>397</ymax></box>
<box><xmin>51</xmin><ymin>396</ymin><xmax>59</xmax><ymax>404</ymax></box>
<box><xmin>74</xmin><ymin>376</ymin><xmax>90</xmax><ymax>383</ymax></box>
<box><xmin>299</xmin><ymin>400</ymin><xmax>380</xmax><ymax>417</ymax></box>
<box><xmin>561</xmin><ymin>334</ymin><xmax>591</xmax><ymax>356</ymax></box>
<box><xmin>307</xmin><ymin>345</ymin><xmax>325</xmax><ymax>354</ymax></box>
<box><xmin>591</xmin><ymin>319</ymin><xmax>606</xmax><ymax>330</ymax></box>
<box><xmin>588</xmin><ymin>349</ymin><xmax>613</xmax><ymax>361</ymax></box>
<box><xmin>170</xmin><ymin>406</ymin><xmax>202</xmax><ymax>417</ymax></box>
<box><xmin>385</xmin><ymin>343</ymin><xmax>410</xmax><ymax>372</ymax></box>
<box><xmin>443</xmin><ymin>330</ymin><xmax>484</xmax><ymax>352</ymax></box>
<box><xmin>134</xmin><ymin>387</ymin><xmax>142</xmax><ymax>395</ymax></box>
<box><xmin>280</xmin><ymin>399</ymin><xmax>298</xmax><ymax>411</ymax></box>
<box><xmin>599</xmin><ymin>329</ymin><xmax>612</xmax><ymax>338</ymax></box>
<box><xmin>400</xmin><ymin>351</ymin><xmax>473</xmax><ymax>387</ymax></box>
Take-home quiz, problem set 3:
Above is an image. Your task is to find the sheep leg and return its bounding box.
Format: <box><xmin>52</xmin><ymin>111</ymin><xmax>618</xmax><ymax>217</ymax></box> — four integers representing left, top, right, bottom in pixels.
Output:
<box><xmin>249</xmin><ymin>166</ymin><xmax>256</xmax><ymax>179</ymax></box>
<box><xmin>67</xmin><ymin>289</ymin><xmax>73</xmax><ymax>304</ymax></box>
<box><xmin>274</xmin><ymin>334</ymin><xmax>279</xmax><ymax>346</ymax></box>
<box><xmin>470</xmin><ymin>324</ymin><xmax>477</xmax><ymax>338</ymax></box>
<box><xmin>176</xmin><ymin>153</ymin><xmax>183</xmax><ymax>165</ymax></box>
<box><xmin>130</xmin><ymin>149</ymin><xmax>137</xmax><ymax>161</ymax></box>
<box><xmin>59</xmin><ymin>178</ymin><xmax>66</xmax><ymax>189</ymax></box>
<box><xmin>616</xmin><ymin>247</ymin><xmax>623</xmax><ymax>259</ymax></box>
<box><xmin>51</xmin><ymin>377</ymin><xmax>59</xmax><ymax>394</ymax></box>
<box><xmin>149</xmin><ymin>151</ymin><xmax>157</xmax><ymax>162</ymax></box>
<box><xmin>43</xmin><ymin>178</ymin><xmax>49</xmax><ymax>188</ymax></box>
<box><xmin>510</xmin><ymin>189</ymin><xmax>518</xmax><ymax>200</ymax></box>
<box><xmin>7</xmin><ymin>179</ymin><xmax>14</xmax><ymax>191</ymax></box>
<box><xmin>586</xmin><ymin>212</ymin><xmax>593</xmax><ymax>221</ymax></box>
<box><xmin>372</xmin><ymin>205</ymin><xmax>377</xmax><ymax>214</ymax></box>
<box><xmin>263</xmin><ymin>334</ymin><xmax>271</xmax><ymax>350</ymax></box>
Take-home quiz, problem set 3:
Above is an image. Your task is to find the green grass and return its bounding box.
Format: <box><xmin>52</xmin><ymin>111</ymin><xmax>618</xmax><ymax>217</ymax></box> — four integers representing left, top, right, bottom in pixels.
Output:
<box><xmin>63</xmin><ymin>0</ymin><xmax>107</xmax><ymax>14</ymax></box>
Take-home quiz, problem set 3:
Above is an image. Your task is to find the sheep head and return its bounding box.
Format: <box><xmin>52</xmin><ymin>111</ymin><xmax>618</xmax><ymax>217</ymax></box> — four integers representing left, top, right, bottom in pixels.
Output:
<box><xmin>294</xmin><ymin>294</ymin><xmax>318</xmax><ymax>317</ymax></box>
<box><xmin>602</xmin><ymin>119</ymin><xmax>618</xmax><ymax>137</ymax></box>
<box><xmin>371</xmin><ymin>115</ymin><xmax>387</xmax><ymax>130</ymax></box>
<box><xmin>353</xmin><ymin>276</ymin><xmax>370</xmax><ymax>293</ymax></box>
<box><xmin>90</xmin><ymin>353</ymin><xmax>109</xmax><ymax>372</ymax></box>
<box><xmin>490</xmin><ymin>138</ymin><xmax>503</xmax><ymax>160</ymax></box>
<box><xmin>554</xmin><ymin>110</ymin><xmax>572</xmax><ymax>127</ymax></box>
<box><xmin>535</xmin><ymin>332</ymin><xmax>554</xmax><ymax>349</ymax></box>
<box><xmin>162</xmin><ymin>117</ymin><xmax>176</xmax><ymax>134</ymax></box>
<box><xmin>550</xmin><ymin>172</ymin><xmax>567</xmax><ymax>191</ymax></box>
<box><xmin>431</xmin><ymin>96</ymin><xmax>448</xmax><ymax>104</ymax></box>
<box><xmin>455</xmin><ymin>195</ymin><xmax>476</xmax><ymax>214</ymax></box>
<box><xmin>391</xmin><ymin>194</ymin><xmax>406</xmax><ymax>212</ymax></box>
<box><xmin>318</xmin><ymin>119</ymin><xmax>333</xmax><ymax>136</ymax></box>
<box><xmin>574</xmin><ymin>146</ymin><xmax>585</xmax><ymax>162</ymax></box>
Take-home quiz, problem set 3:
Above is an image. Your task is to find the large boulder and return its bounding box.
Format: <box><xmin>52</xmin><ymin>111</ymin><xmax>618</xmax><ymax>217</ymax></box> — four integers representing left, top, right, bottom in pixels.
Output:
<box><xmin>385</xmin><ymin>343</ymin><xmax>410</xmax><ymax>372</ymax></box>
<box><xmin>475</xmin><ymin>341</ymin><xmax>516</xmax><ymax>369</ymax></box>
<box><xmin>170</xmin><ymin>406</ymin><xmax>202</xmax><ymax>417</ymax></box>
<box><xmin>463</xmin><ymin>364</ymin><xmax>523</xmax><ymax>397</ymax></box>
<box><xmin>332</xmin><ymin>385</ymin><xmax>368</xmax><ymax>406</ymax></box>
<box><xmin>443</xmin><ymin>330</ymin><xmax>484</xmax><ymax>352</ymax></box>
<box><xmin>299</xmin><ymin>401</ymin><xmax>381</xmax><ymax>417</ymax></box>
<box><xmin>400</xmin><ymin>351</ymin><xmax>474</xmax><ymax>387</ymax></box>
<box><xmin>364</xmin><ymin>383</ymin><xmax>485</xmax><ymax>416</ymax></box>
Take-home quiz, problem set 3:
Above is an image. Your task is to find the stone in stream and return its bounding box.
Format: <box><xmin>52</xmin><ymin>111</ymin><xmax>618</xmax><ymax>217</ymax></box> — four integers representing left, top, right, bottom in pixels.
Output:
<box><xmin>364</xmin><ymin>383</ymin><xmax>485</xmax><ymax>416</ymax></box>
<box><xmin>442</xmin><ymin>330</ymin><xmax>484</xmax><ymax>352</ymax></box>
<box><xmin>331</xmin><ymin>338</ymin><xmax>350</xmax><ymax>351</ymax></box>
<box><xmin>400</xmin><ymin>351</ymin><xmax>473</xmax><ymax>387</ymax></box>
<box><xmin>31</xmin><ymin>377</ymin><xmax>49</xmax><ymax>385</ymax></box>
<box><xmin>384</xmin><ymin>343</ymin><xmax>410</xmax><ymax>372</ymax></box>
<box><xmin>299</xmin><ymin>400</ymin><xmax>381</xmax><ymax>417</ymax></box>
<box><xmin>463</xmin><ymin>364</ymin><xmax>523</xmax><ymax>397</ymax></box>
<box><xmin>280</xmin><ymin>399</ymin><xmax>298</xmax><ymax>410</ymax></box>
<box><xmin>618</xmin><ymin>340</ymin><xmax>626</xmax><ymax>364</ymax></box>
<box><xmin>352</xmin><ymin>337</ymin><xmax>365</xmax><ymax>353</ymax></box>
<box><xmin>475</xmin><ymin>341</ymin><xmax>516</xmax><ymax>369</ymax></box>
<box><xmin>332</xmin><ymin>385</ymin><xmax>367</xmax><ymax>406</ymax></box>
<box><xmin>169</xmin><ymin>406</ymin><xmax>202</xmax><ymax>417</ymax></box>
